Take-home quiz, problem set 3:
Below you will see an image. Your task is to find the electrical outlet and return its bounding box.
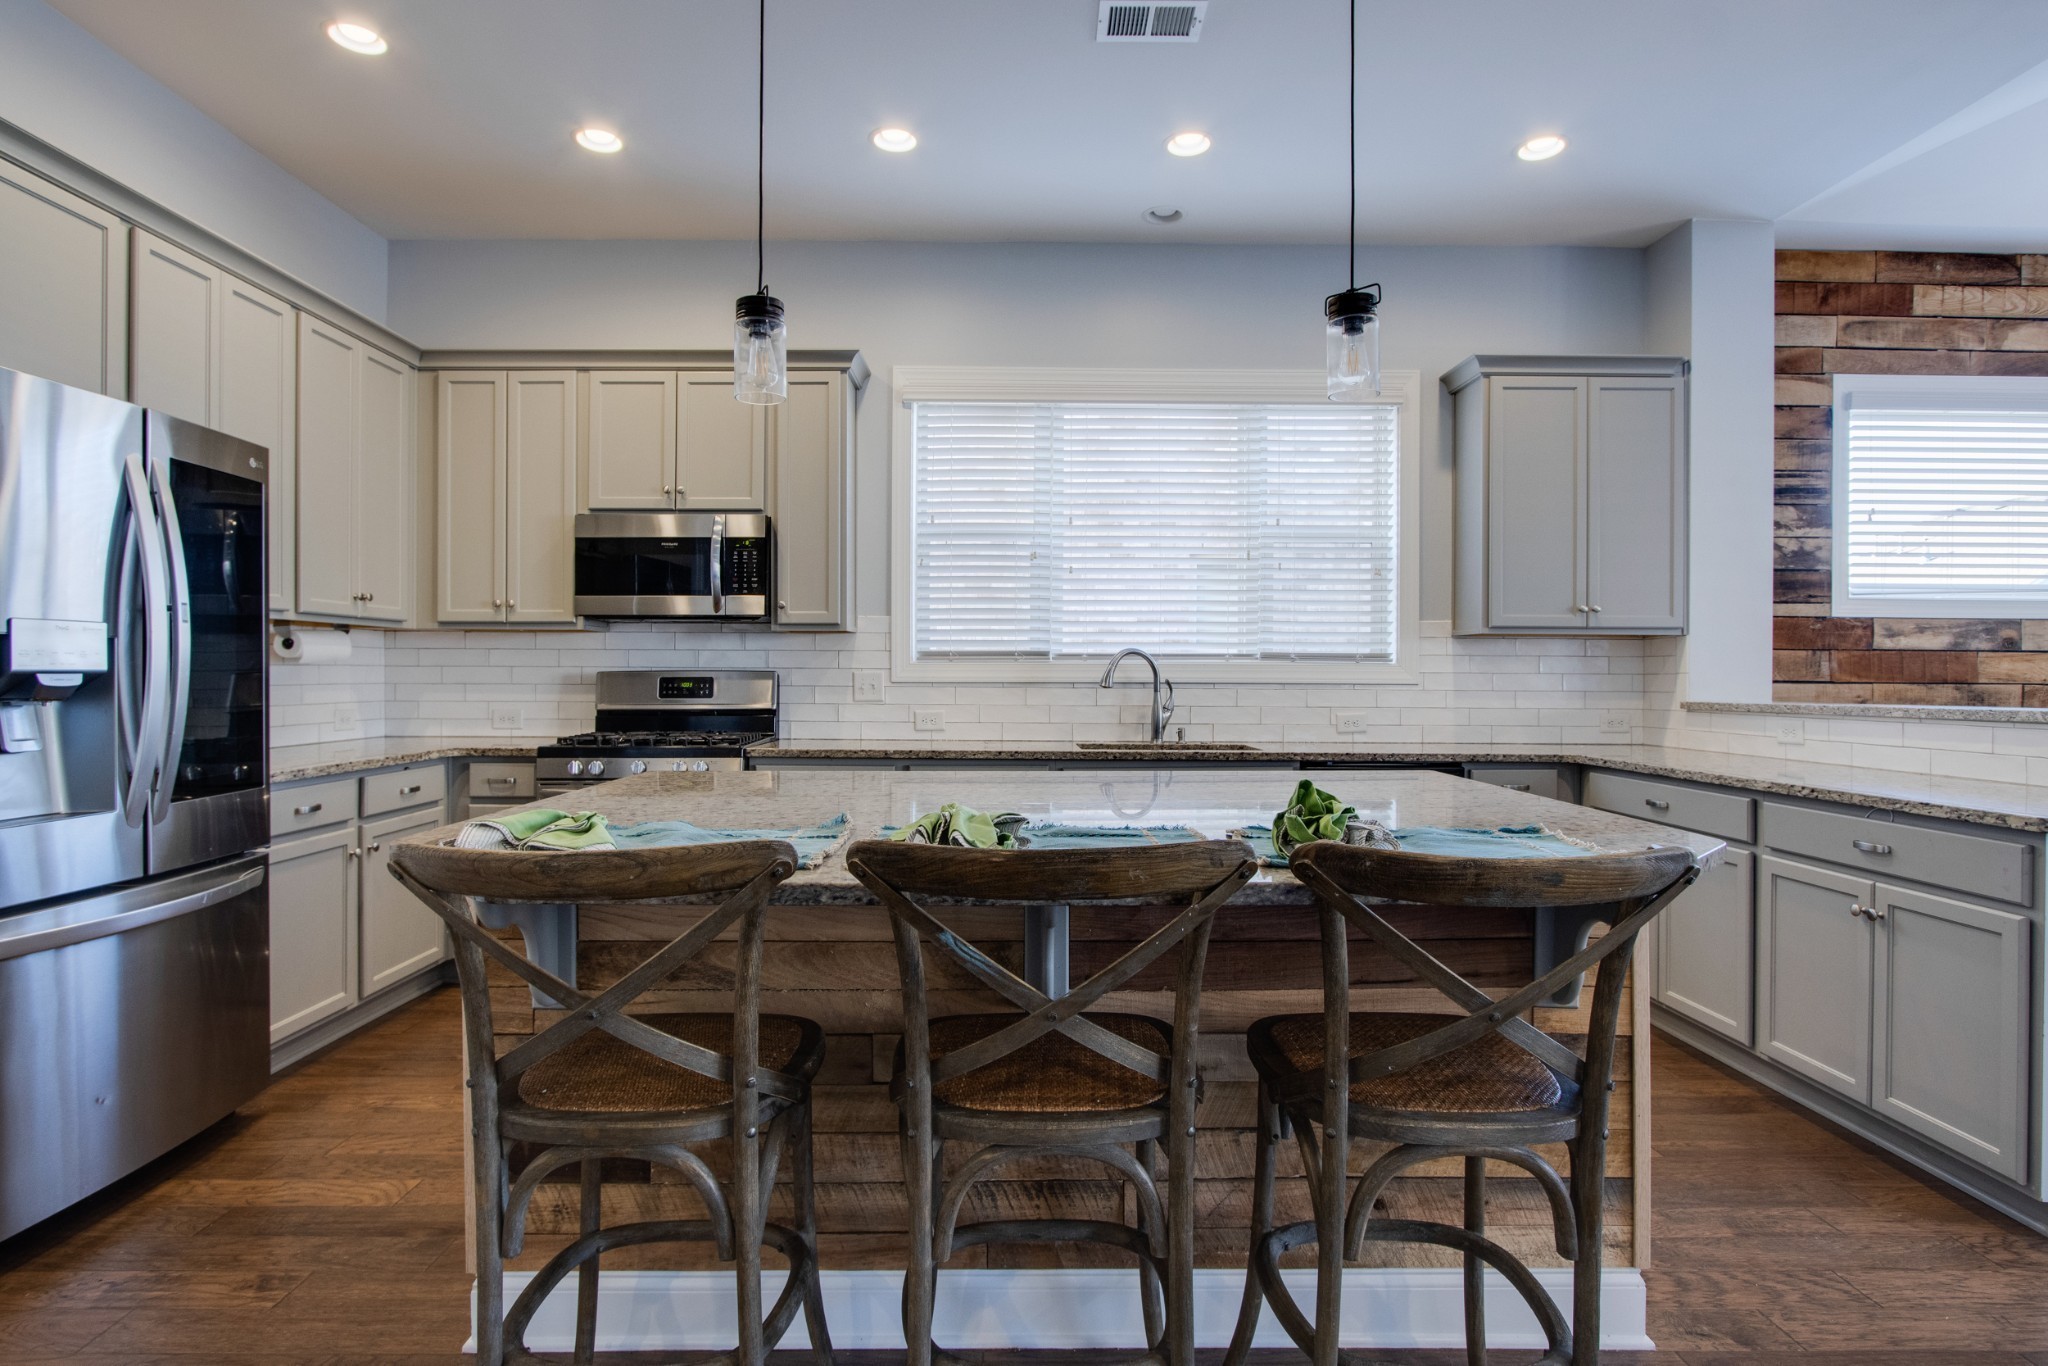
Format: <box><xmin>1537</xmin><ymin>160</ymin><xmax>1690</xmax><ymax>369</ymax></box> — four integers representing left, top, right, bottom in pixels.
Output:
<box><xmin>1774</xmin><ymin>719</ymin><xmax>1806</xmax><ymax>745</ymax></box>
<box><xmin>1333</xmin><ymin>712</ymin><xmax>1371</xmax><ymax>733</ymax></box>
<box><xmin>331</xmin><ymin>704</ymin><xmax>360</xmax><ymax>734</ymax></box>
<box><xmin>913</xmin><ymin>709</ymin><xmax>945</xmax><ymax>733</ymax></box>
<box><xmin>854</xmin><ymin>671</ymin><xmax>886</xmax><ymax>702</ymax></box>
<box><xmin>490</xmin><ymin>704</ymin><xmax>523</xmax><ymax>731</ymax></box>
<box><xmin>1600</xmin><ymin>712</ymin><xmax>1631</xmax><ymax>734</ymax></box>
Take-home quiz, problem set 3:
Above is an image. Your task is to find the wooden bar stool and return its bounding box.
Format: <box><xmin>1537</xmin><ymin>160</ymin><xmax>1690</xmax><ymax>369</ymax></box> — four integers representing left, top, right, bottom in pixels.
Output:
<box><xmin>1225</xmin><ymin>841</ymin><xmax>1698</xmax><ymax>1366</ymax></box>
<box><xmin>390</xmin><ymin>839</ymin><xmax>834</xmax><ymax>1366</ymax></box>
<box><xmin>844</xmin><ymin>838</ymin><xmax>1257</xmax><ymax>1366</ymax></box>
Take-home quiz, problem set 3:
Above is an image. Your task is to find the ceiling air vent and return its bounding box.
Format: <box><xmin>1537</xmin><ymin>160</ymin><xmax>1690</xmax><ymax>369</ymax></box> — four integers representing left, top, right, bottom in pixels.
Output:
<box><xmin>1098</xmin><ymin>2</ymin><xmax>1206</xmax><ymax>42</ymax></box>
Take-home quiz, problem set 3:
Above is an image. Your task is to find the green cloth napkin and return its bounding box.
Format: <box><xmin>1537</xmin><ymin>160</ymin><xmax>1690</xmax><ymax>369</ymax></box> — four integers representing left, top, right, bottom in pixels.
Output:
<box><xmin>1271</xmin><ymin>779</ymin><xmax>1357</xmax><ymax>859</ymax></box>
<box><xmin>453</xmin><ymin>808</ymin><xmax>615</xmax><ymax>852</ymax></box>
<box><xmin>887</xmin><ymin>803</ymin><xmax>1026</xmax><ymax>849</ymax></box>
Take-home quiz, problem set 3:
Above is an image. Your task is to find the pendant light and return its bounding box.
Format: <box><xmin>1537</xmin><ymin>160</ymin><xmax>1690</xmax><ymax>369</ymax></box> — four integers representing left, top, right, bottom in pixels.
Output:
<box><xmin>734</xmin><ymin>0</ymin><xmax>787</xmax><ymax>405</ymax></box>
<box><xmin>1325</xmin><ymin>0</ymin><xmax>1381</xmax><ymax>401</ymax></box>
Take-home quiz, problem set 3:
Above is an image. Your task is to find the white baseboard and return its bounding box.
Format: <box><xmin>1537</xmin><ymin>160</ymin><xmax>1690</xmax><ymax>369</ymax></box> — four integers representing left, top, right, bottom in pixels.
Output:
<box><xmin>470</xmin><ymin>1266</ymin><xmax>1649</xmax><ymax>1353</ymax></box>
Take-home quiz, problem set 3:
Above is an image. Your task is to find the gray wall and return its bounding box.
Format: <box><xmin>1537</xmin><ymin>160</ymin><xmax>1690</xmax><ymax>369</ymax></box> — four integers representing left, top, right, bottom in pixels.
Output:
<box><xmin>389</xmin><ymin>238</ymin><xmax>1650</xmax><ymax>620</ymax></box>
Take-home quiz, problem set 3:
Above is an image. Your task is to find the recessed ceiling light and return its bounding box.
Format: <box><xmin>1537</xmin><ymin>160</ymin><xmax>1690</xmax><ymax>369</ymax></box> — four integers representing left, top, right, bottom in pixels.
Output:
<box><xmin>871</xmin><ymin>127</ymin><xmax>918</xmax><ymax>153</ymax></box>
<box><xmin>1165</xmin><ymin>131</ymin><xmax>1211</xmax><ymax>157</ymax></box>
<box><xmin>325</xmin><ymin>21</ymin><xmax>387</xmax><ymax>55</ymax></box>
<box><xmin>1144</xmin><ymin>207</ymin><xmax>1184</xmax><ymax>224</ymax></box>
<box><xmin>575</xmin><ymin>128</ymin><xmax>624</xmax><ymax>154</ymax></box>
<box><xmin>1517</xmin><ymin>134</ymin><xmax>1567</xmax><ymax>162</ymax></box>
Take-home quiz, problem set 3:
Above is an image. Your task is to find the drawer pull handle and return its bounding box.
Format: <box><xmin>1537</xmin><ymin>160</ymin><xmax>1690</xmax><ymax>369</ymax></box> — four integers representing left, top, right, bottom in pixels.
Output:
<box><xmin>292</xmin><ymin>802</ymin><xmax>323</xmax><ymax>816</ymax></box>
<box><xmin>1643</xmin><ymin>798</ymin><xmax>1670</xmax><ymax>811</ymax></box>
<box><xmin>1504</xmin><ymin>783</ymin><xmax>1531</xmax><ymax>792</ymax></box>
<box><xmin>1852</xmin><ymin>839</ymin><xmax>1892</xmax><ymax>855</ymax></box>
<box><xmin>486</xmin><ymin>776</ymin><xmax>517</xmax><ymax>786</ymax></box>
<box><xmin>399</xmin><ymin>784</ymin><xmax>422</xmax><ymax>796</ymax></box>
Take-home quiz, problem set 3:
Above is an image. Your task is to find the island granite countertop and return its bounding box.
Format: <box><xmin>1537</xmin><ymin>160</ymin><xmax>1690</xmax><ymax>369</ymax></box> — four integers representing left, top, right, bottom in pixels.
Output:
<box><xmin>405</xmin><ymin>765</ymin><xmax>1725</xmax><ymax>901</ymax></box>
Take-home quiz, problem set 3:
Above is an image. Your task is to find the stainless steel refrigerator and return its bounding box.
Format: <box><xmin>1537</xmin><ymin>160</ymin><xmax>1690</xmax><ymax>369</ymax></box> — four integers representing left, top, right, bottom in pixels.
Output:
<box><xmin>0</xmin><ymin>367</ymin><xmax>271</xmax><ymax>1240</ymax></box>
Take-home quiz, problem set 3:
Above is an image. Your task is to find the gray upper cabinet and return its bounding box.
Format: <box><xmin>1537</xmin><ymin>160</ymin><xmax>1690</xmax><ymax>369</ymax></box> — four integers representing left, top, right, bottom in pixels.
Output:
<box><xmin>0</xmin><ymin>160</ymin><xmax>127</xmax><ymax>397</ymax></box>
<box><xmin>770</xmin><ymin>372</ymin><xmax>854</xmax><ymax>630</ymax></box>
<box><xmin>1446</xmin><ymin>355</ymin><xmax>1686</xmax><ymax>635</ymax></box>
<box><xmin>437</xmin><ymin>369</ymin><xmax>578</xmax><ymax>624</ymax></box>
<box><xmin>130</xmin><ymin>229</ymin><xmax>298</xmax><ymax>613</ymax></box>
<box><xmin>295</xmin><ymin>314</ymin><xmax>415</xmax><ymax>623</ymax></box>
<box><xmin>1871</xmin><ymin>883</ymin><xmax>2031</xmax><ymax>1182</ymax></box>
<box><xmin>581</xmin><ymin>370</ymin><xmax>765</xmax><ymax>511</ymax></box>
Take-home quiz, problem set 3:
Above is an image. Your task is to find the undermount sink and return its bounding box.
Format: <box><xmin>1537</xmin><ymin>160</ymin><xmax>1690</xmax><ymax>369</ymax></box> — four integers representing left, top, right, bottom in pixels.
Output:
<box><xmin>1075</xmin><ymin>741</ymin><xmax>1258</xmax><ymax>750</ymax></box>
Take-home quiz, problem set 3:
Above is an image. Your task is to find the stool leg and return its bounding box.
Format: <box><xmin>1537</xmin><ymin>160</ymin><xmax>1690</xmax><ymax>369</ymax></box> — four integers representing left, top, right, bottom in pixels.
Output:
<box><xmin>1463</xmin><ymin>1155</ymin><xmax>1487</xmax><ymax>1366</ymax></box>
<box><xmin>900</xmin><ymin>1126</ymin><xmax>937</xmax><ymax>1366</ymax></box>
<box><xmin>1223</xmin><ymin>1080</ymin><xmax>1280</xmax><ymax>1366</ymax></box>
<box><xmin>1136</xmin><ymin>1138</ymin><xmax>1165</xmax><ymax>1351</ymax></box>
<box><xmin>792</xmin><ymin>1101</ymin><xmax>834</xmax><ymax>1366</ymax></box>
<box><xmin>1570</xmin><ymin>1129</ymin><xmax>1605</xmax><ymax>1366</ymax></box>
<box><xmin>735</xmin><ymin>1123</ymin><xmax>765</xmax><ymax>1366</ymax></box>
<box><xmin>475</xmin><ymin>1135</ymin><xmax>508</xmax><ymax>1366</ymax></box>
<box><xmin>1166</xmin><ymin>1125</ymin><xmax>1196</xmax><ymax>1366</ymax></box>
<box><xmin>1313</xmin><ymin>1114</ymin><xmax>1347</xmax><ymax>1366</ymax></box>
<box><xmin>574</xmin><ymin>1158</ymin><xmax>602</xmax><ymax>1363</ymax></box>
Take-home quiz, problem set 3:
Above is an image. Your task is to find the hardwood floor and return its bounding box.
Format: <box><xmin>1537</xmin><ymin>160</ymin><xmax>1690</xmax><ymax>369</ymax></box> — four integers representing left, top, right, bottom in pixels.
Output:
<box><xmin>1</xmin><ymin>987</ymin><xmax>2044</xmax><ymax>1363</ymax></box>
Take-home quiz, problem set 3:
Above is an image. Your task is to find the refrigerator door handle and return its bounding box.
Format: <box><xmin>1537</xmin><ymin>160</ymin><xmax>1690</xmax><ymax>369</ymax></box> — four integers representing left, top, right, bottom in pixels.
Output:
<box><xmin>148</xmin><ymin>455</ymin><xmax>192</xmax><ymax>826</ymax></box>
<box><xmin>119</xmin><ymin>453</ymin><xmax>171</xmax><ymax>828</ymax></box>
<box><xmin>0</xmin><ymin>861</ymin><xmax>265</xmax><ymax>964</ymax></box>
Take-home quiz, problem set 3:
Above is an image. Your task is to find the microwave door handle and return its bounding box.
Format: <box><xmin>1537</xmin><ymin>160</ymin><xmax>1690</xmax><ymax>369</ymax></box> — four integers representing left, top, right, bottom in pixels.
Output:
<box><xmin>119</xmin><ymin>453</ymin><xmax>171</xmax><ymax>827</ymax></box>
<box><xmin>148</xmin><ymin>455</ymin><xmax>192</xmax><ymax>825</ymax></box>
<box><xmin>709</xmin><ymin>513</ymin><xmax>725</xmax><ymax>615</ymax></box>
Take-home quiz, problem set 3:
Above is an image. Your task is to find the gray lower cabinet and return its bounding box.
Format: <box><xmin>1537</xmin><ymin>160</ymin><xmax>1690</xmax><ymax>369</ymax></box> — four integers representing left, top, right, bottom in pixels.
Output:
<box><xmin>266</xmin><ymin>824</ymin><xmax>358</xmax><ymax>1044</ymax></box>
<box><xmin>1657</xmin><ymin>847</ymin><xmax>1754</xmax><ymax>1045</ymax></box>
<box><xmin>360</xmin><ymin>807</ymin><xmax>451</xmax><ymax>995</ymax></box>
<box><xmin>1872</xmin><ymin>883</ymin><xmax>2031</xmax><ymax>1182</ymax></box>
<box><xmin>1757</xmin><ymin>856</ymin><xmax>1876</xmax><ymax>1101</ymax></box>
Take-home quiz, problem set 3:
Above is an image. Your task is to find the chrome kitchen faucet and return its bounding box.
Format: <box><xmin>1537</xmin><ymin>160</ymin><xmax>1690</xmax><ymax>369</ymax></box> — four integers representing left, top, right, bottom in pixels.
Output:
<box><xmin>1098</xmin><ymin>648</ymin><xmax>1176</xmax><ymax>742</ymax></box>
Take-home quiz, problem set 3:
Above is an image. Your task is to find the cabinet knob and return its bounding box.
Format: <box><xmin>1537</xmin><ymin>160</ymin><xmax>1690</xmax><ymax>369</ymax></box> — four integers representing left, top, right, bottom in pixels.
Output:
<box><xmin>366</xmin><ymin>592</ymin><xmax>374</xmax><ymax>602</ymax></box>
<box><xmin>493</xmin><ymin>599</ymin><xmax>503</xmax><ymax>608</ymax></box>
<box><xmin>367</xmin><ymin>841</ymin><xmax>381</xmax><ymax>854</ymax></box>
<box><xmin>663</xmin><ymin>485</ymin><xmax>673</xmax><ymax>494</ymax></box>
<box><xmin>1575</xmin><ymin>604</ymin><xmax>1588</xmax><ymax>613</ymax></box>
<box><xmin>1590</xmin><ymin>605</ymin><xmax>1602</xmax><ymax>613</ymax></box>
<box><xmin>508</xmin><ymin>600</ymin><xmax>516</xmax><ymax>609</ymax></box>
<box><xmin>347</xmin><ymin>847</ymin><xmax>361</xmax><ymax>860</ymax></box>
<box><xmin>777</xmin><ymin>600</ymin><xmax>787</xmax><ymax>611</ymax></box>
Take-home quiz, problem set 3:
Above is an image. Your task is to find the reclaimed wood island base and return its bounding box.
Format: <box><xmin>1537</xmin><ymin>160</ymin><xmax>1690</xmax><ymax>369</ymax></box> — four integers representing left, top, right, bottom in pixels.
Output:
<box><xmin>420</xmin><ymin>767</ymin><xmax>1718</xmax><ymax>1353</ymax></box>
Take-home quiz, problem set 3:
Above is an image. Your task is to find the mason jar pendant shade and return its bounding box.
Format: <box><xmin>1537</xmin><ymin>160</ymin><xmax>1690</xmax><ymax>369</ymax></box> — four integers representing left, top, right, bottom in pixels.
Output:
<box><xmin>734</xmin><ymin>0</ymin><xmax>788</xmax><ymax>405</ymax></box>
<box><xmin>734</xmin><ymin>292</ymin><xmax>787</xmax><ymax>405</ymax></box>
<box><xmin>1325</xmin><ymin>0</ymin><xmax>1383</xmax><ymax>401</ymax></box>
<box><xmin>1325</xmin><ymin>285</ymin><xmax>1381</xmax><ymax>401</ymax></box>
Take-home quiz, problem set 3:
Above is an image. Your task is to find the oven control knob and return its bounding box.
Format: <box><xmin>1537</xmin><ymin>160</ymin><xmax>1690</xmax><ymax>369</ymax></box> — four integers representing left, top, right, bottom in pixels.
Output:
<box><xmin>586</xmin><ymin>760</ymin><xmax>605</xmax><ymax>776</ymax></box>
<box><xmin>629</xmin><ymin>760</ymin><xmax>648</xmax><ymax>774</ymax></box>
<box><xmin>691</xmin><ymin>761</ymin><xmax>710</xmax><ymax>773</ymax></box>
<box><xmin>566</xmin><ymin>759</ymin><xmax>584</xmax><ymax>776</ymax></box>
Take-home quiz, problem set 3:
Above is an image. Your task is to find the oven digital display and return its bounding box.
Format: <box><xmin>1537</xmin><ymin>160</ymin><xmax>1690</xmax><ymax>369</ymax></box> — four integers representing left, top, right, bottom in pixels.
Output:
<box><xmin>658</xmin><ymin>676</ymin><xmax>715</xmax><ymax>700</ymax></box>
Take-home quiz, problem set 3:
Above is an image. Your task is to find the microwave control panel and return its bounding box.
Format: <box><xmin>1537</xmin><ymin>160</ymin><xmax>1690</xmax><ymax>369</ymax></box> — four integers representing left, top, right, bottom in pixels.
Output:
<box><xmin>724</xmin><ymin>537</ymin><xmax>768</xmax><ymax>596</ymax></box>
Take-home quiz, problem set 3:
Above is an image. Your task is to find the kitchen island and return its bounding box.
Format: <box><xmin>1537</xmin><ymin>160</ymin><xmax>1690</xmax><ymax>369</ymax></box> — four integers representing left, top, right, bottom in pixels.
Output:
<box><xmin>418</xmin><ymin>765</ymin><xmax>1719</xmax><ymax>1352</ymax></box>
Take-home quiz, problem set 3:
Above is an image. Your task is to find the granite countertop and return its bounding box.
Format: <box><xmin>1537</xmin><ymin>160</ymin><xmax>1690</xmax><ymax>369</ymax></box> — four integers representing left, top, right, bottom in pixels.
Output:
<box><xmin>402</xmin><ymin>766</ymin><xmax>1723</xmax><ymax>904</ymax></box>
<box><xmin>1686</xmin><ymin>700</ymin><xmax>2048</xmax><ymax>725</ymax></box>
<box><xmin>272</xmin><ymin>735</ymin><xmax>539</xmax><ymax>782</ymax></box>
<box><xmin>751</xmin><ymin>740</ymin><xmax>2048</xmax><ymax>832</ymax></box>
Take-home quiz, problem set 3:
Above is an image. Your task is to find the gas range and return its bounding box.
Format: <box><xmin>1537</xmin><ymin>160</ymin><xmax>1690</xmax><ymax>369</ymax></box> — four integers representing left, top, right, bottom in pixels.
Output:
<box><xmin>534</xmin><ymin>670</ymin><xmax>775</xmax><ymax>789</ymax></box>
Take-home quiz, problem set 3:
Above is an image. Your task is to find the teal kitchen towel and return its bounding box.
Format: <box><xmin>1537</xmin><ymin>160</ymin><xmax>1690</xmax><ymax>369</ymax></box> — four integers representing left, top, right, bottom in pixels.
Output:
<box><xmin>1016</xmin><ymin>823</ymin><xmax>1203</xmax><ymax>850</ymax></box>
<box><xmin>608</xmin><ymin>813</ymin><xmax>851</xmax><ymax>868</ymax></box>
<box><xmin>1232</xmin><ymin>823</ymin><xmax>1596</xmax><ymax>867</ymax></box>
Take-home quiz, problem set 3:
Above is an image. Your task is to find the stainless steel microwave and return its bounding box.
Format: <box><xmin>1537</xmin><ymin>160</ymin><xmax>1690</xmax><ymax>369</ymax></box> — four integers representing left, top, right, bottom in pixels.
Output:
<box><xmin>572</xmin><ymin>511</ymin><xmax>771</xmax><ymax>620</ymax></box>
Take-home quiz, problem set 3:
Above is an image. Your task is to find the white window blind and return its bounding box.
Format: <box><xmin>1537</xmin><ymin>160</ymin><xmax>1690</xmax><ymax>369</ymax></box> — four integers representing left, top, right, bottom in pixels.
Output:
<box><xmin>1843</xmin><ymin>395</ymin><xmax>2048</xmax><ymax>604</ymax></box>
<box><xmin>910</xmin><ymin>400</ymin><xmax>1399</xmax><ymax>661</ymax></box>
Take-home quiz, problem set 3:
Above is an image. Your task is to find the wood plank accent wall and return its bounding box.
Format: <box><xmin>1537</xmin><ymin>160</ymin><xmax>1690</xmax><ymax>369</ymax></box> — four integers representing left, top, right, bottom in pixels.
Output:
<box><xmin>1774</xmin><ymin>249</ymin><xmax>2048</xmax><ymax>704</ymax></box>
<box><xmin>485</xmin><ymin>906</ymin><xmax>1642</xmax><ymax>1276</ymax></box>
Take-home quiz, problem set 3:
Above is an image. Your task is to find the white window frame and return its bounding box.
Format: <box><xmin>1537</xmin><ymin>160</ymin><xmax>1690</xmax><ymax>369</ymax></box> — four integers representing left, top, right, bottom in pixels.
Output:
<box><xmin>890</xmin><ymin>365</ymin><xmax>1422</xmax><ymax>684</ymax></box>
<box><xmin>1830</xmin><ymin>372</ymin><xmax>2048</xmax><ymax>619</ymax></box>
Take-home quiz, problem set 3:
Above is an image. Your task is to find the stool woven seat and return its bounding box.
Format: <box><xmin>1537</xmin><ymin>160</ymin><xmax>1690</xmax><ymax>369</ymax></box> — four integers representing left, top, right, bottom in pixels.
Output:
<box><xmin>919</xmin><ymin>1012</ymin><xmax>1171</xmax><ymax>1113</ymax></box>
<box><xmin>520</xmin><ymin>1014</ymin><xmax>824</xmax><ymax>1114</ymax></box>
<box><xmin>1248</xmin><ymin>1012</ymin><xmax>1567</xmax><ymax>1114</ymax></box>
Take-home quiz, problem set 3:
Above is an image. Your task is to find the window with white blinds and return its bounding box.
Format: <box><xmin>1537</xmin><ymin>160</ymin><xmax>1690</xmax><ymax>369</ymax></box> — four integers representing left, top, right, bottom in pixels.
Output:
<box><xmin>909</xmin><ymin>399</ymin><xmax>1400</xmax><ymax>663</ymax></box>
<box><xmin>1834</xmin><ymin>375</ymin><xmax>2048</xmax><ymax>616</ymax></box>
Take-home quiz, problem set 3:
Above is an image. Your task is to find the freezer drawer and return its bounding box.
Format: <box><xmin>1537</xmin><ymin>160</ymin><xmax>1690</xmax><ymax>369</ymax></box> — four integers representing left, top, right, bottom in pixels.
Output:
<box><xmin>0</xmin><ymin>855</ymin><xmax>269</xmax><ymax>1239</ymax></box>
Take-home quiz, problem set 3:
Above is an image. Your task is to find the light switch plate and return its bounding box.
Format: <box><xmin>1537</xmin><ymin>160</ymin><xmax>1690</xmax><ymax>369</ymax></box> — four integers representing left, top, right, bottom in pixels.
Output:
<box><xmin>913</xmin><ymin>709</ymin><xmax>945</xmax><ymax>732</ymax></box>
<box><xmin>332</xmin><ymin>704</ymin><xmax>360</xmax><ymax>734</ymax></box>
<box><xmin>1333</xmin><ymin>712</ymin><xmax>1370</xmax><ymax>733</ymax></box>
<box><xmin>854</xmin><ymin>671</ymin><xmax>886</xmax><ymax>702</ymax></box>
<box><xmin>1774</xmin><ymin>719</ymin><xmax>1806</xmax><ymax>745</ymax></box>
<box><xmin>491</xmin><ymin>704</ymin><xmax>523</xmax><ymax>731</ymax></box>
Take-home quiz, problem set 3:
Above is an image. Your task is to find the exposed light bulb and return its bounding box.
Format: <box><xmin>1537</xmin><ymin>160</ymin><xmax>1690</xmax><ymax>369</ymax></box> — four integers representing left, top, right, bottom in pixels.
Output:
<box><xmin>325</xmin><ymin>21</ymin><xmax>387</xmax><ymax>55</ymax></box>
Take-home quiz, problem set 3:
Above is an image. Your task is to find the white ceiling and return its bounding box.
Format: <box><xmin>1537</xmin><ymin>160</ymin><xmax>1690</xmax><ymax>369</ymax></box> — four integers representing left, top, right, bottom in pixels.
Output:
<box><xmin>43</xmin><ymin>0</ymin><xmax>2048</xmax><ymax>247</ymax></box>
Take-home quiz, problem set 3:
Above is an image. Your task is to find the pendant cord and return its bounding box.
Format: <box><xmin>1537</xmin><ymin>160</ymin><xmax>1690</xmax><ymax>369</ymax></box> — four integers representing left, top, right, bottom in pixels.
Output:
<box><xmin>1347</xmin><ymin>0</ymin><xmax>1356</xmax><ymax>291</ymax></box>
<box><xmin>755</xmin><ymin>0</ymin><xmax>766</xmax><ymax>295</ymax></box>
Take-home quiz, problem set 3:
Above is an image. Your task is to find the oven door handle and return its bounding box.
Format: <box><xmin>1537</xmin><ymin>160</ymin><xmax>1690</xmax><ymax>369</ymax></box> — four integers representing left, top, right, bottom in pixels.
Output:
<box><xmin>708</xmin><ymin>513</ymin><xmax>726</xmax><ymax>615</ymax></box>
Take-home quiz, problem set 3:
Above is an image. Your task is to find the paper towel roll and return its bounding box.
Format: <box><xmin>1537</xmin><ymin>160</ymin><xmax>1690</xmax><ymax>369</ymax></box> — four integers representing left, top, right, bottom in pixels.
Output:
<box><xmin>272</xmin><ymin>629</ymin><xmax>351</xmax><ymax>665</ymax></box>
